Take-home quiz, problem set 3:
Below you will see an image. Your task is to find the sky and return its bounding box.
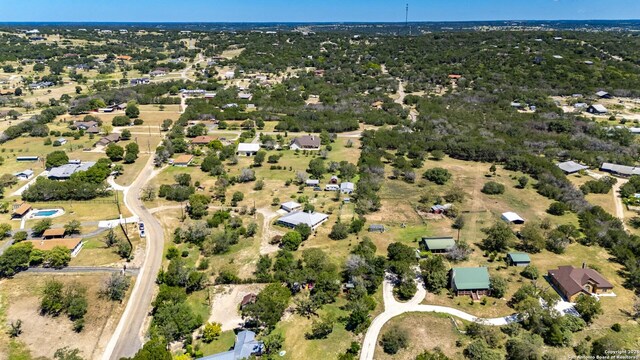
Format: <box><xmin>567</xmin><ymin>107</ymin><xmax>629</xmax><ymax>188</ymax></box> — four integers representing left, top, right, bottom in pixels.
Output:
<box><xmin>0</xmin><ymin>0</ymin><xmax>639</xmax><ymax>23</ymax></box>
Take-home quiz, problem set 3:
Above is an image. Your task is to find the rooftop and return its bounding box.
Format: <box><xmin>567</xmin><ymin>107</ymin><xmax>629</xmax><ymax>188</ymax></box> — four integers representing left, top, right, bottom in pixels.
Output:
<box><xmin>278</xmin><ymin>211</ymin><xmax>328</xmax><ymax>228</ymax></box>
<box><xmin>557</xmin><ymin>161</ymin><xmax>589</xmax><ymax>173</ymax></box>
<box><xmin>507</xmin><ymin>253</ymin><xmax>531</xmax><ymax>263</ymax></box>
<box><xmin>43</xmin><ymin>228</ymin><xmax>66</xmax><ymax>237</ymax></box>
<box><xmin>26</xmin><ymin>238</ymin><xmax>82</xmax><ymax>252</ymax></box>
<box><xmin>237</xmin><ymin>143</ymin><xmax>260</xmax><ymax>152</ymax></box>
<box><xmin>452</xmin><ymin>267</ymin><xmax>490</xmax><ymax>290</ymax></box>
<box><xmin>549</xmin><ymin>265</ymin><xmax>613</xmax><ymax>298</ymax></box>
<box><xmin>422</xmin><ymin>237</ymin><xmax>456</xmax><ymax>251</ymax></box>
<box><xmin>174</xmin><ymin>155</ymin><xmax>194</xmax><ymax>164</ymax></box>
<box><xmin>48</xmin><ymin>162</ymin><xmax>96</xmax><ymax>179</ymax></box>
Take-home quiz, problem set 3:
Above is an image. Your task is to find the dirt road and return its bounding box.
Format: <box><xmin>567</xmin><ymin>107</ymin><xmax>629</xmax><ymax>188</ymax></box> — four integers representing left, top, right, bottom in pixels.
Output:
<box><xmin>102</xmin><ymin>154</ymin><xmax>166</xmax><ymax>360</ymax></box>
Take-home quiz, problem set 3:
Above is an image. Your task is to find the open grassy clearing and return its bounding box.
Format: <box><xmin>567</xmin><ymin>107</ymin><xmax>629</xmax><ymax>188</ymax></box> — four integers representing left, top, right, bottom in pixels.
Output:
<box><xmin>0</xmin><ymin>274</ymin><xmax>132</xmax><ymax>360</ymax></box>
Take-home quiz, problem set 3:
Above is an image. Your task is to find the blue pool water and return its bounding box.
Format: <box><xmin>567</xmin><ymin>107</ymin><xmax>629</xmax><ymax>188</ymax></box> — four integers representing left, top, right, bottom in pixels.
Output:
<box><xmin>33</xmin><ymin>210</ymin><xmax>58</xmax><ymax>217</ymax></box>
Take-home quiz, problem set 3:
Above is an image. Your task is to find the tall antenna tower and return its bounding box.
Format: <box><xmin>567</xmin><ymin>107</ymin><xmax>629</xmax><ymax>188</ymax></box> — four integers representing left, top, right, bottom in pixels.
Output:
<box><xmin>405</xmin><ymin>4</ymin><xmax>410</xmax><ymax>35</ymax></box>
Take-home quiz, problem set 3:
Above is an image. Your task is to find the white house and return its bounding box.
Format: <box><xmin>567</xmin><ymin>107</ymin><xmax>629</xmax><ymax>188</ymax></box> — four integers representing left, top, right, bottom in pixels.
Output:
<box><xmin>340</xmin><ymin>182</ymin><xmax>355</xmax><ymax>194</ymax></box>
<box><xmin>280</xmin><ymin>201</ymin><xmax>302</xmax><ymax>213</ymax></box>
<box><xmin>325</xmin><ymin>184</ymin><xmax>339</xmax><ymax>191</ymax></box>
<box><xmin>225</xmin><ymin>71</ymin><xmax>235</xmax><ymax>79</ymax></box>
<box><xmin>501</xmin><ymin>212</ymin><xmax>525</xmax><ymax>224</ymax></box>
<box><xmin>277</xmin><ymin>211</ymin><xmax>329</xmax><ymax>230</ymax></box>
<box><xmin>56</xmin><ymin>138</ymin><xmax>68</xmax><ymax>145</ymax></box>
<box><xmin>237</xmin><ymin>143</ymin><xmax>260</xmax><ymax>156</ymax></box>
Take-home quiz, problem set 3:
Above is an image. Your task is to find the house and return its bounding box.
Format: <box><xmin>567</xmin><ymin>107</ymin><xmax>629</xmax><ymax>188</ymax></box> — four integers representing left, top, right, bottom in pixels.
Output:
<box><xmin>43</xmin><ymin>228</ymin><xmax>66</xmax><ymax>240</ymax></box>
<box><xmin>600</xmin><ymin>162</ymin><xmax>640</xmax><ymax>177</ymax></box>
<box><xmin>73</xmin><ymin>121</ymin><xmax>99</xmax><ymax>131</ymax></box>
<box><xmin>506</xmin><ymin>253</ymin><xmax>531</xmax><ymax>267</ymax></box>
<box><xmin>150</xmin><ymin>69</ymin><xmax>167</xmax><ymax>77</ymax></box>
<box><xmin>12</xmin><ymin>203</ymin><xmax>32</xmax><ymax>219</ymax></box>
<box><xmin>130</xmin><ymin>78</ymin><xmax>150</xmax><ymax>86</ymax></box>
<box><xmin>340</xmin><ymin>182</ymin><xmax>355</xmax><ymax>194</ymax></box>
<box><xmin>14</xmin><ymin>169</ymin><xmax>34</xmax><ymax>180</ymax></box>
<box><xmin>86</xmin><ymin>125</ymin><xmax>101</xmax><ymax>134</ymax></box>
<box><xmin>237</xmin><ymin>143</ymin><xmax>260</xmax><ymax>156</ymax></box>
<box><xmin>306</xmin><ymin>179</ymin><xmax>320</xmax><ymax>187</ymax></box>
<box><xmin>324</xmin><ymin>184</ymin><xmax>339</xmax><ymax>191</ymax></box>
<box><xmin>224</xmin><ymin>71</ymin><xmax>236</xmax><ymax>79</ymax></box>
<box><xmin>277</xmin><ymin>211</ymin><xmax>329</xmax><ymax>230</ymax></box>
<box><xmin>240</xmin><ymin>293</ymin><xmax>257</xmax><ymax>310</ymax></box>
<box><xmin>56</xmin><ymin>138</ymin><xmax>68</xmax><ymax>146</ymax></box>
<box><xmin>48</xmin><ymin>162</ymin><xmax>96</xmax><ymax>180</ymax></box>
<box><xmin>191</xmin><ymin>136</ymin><xmax>217</xmax><ymax>145</ymax></box>
<box><xmin>368</xmin><ymin>224</ymin><xmax>385</xmax><ymax>233</ymax></box>
<box><xmin>595</xmin><ymin>91</ymin><xmax>612</xmax><ymax>99</ymax></box>
<box><xmin>197</xmin><ymin>330</ymin><xmax>263</xmax><ymax>360</ymax></box>
<box><xmin>26</xmin><ymin>238</ymin><xmax>83</xmax><ymax>257</ymax></box>
<box><xmin>290</xmin><ymin>135</ymin><xmax>321</xmax><ymax>151</ymax></box>
<box><xmin>96</xmin><ymin>133</ymin><xmax>121</xmax><ymax>147</ymax></box>
<box><xmin>173</xmin><ymin>155</ymin><xmax>194</xmax><ymax>167</ymax></box>
<box><xmin>501</xmin><ymin>212</ymin><xmax>525</xmax><ymax>224</ymax></box>
<box><xmin>548</xmin><ymin>265</ymin><xmax>614</xmax><ymax>301</ymax></box>
<box><xmin>557</xmin><ymin>161</ymin><xmax>589</xmax><ymax>174</ymax></box>
<box><xmin>587</xmin><ymin>104</ymin><xmax>608</xmax><ymax>115</ymax></box>
<box><xmin>450</xmin><ymin>267</ymin><xmax>491</xmax><ymax>299</ymax></box>
<box><xmin>16</xmin><ymin>156</ymin><xmax>39</xmax><ymax>162</ymax></box>
<box><xmin>430</xmin><ymin>203</ymin><xmax>453</xmax><ymax>214</ymax></box>
<box><xmin>422</xmin><ymin>237</ymin><xmax>456</xmax><ymax>254</ymax></box>
<box><xmin>238</xmin><ymin>92</ymin><xmax>253</xmax><ymax>100</ymax></box>
<box><xmin>280</xmin><ymin>201</ymin><xmax>302</xmax><ymax>213</ymax></box>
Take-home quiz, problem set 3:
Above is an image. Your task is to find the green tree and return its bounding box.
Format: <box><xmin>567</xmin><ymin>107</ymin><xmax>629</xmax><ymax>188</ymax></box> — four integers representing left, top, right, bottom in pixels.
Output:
<box><xmin>575</xmin><ymin>294</ymin><xmax>603</xmax><ymax>324</ymax></box>
<box><xmin>519</xmin><ymin>223</ymin><xmax>545</xmax><ymax>253</ymax></box>
<box><xmin>121</xmin><ymin>129</ymin><xmax>132</xmax><ymax>140</ymax></box>
<box><xmin>282</xmin><ymin>231</ymin><xmax>303</xmax><ymax>251</ymax></box>
<box><xmin>295</xmin><ymin>223</ymin><xmax>312</xmax><ymax>241</ymax></box>
<box><xmin>243</xmin><ymin>284</ymin><xmax>291</xmax><ymax>329</ymax></box>
<box><xmin>123</xmin><ymin>336</ymin><xmax>171</xmax><ymax>360</ymax></box>
<box><xmin>422</xmin><ymin>168</ymin><xmax>452</xmax><ymax>185</ymax></box>
<box><xmin>53</xmin><ymin>347</ymin><xmax>84</xmax><ymax>360</ymax></box>
<box><xmin>64</xmin><ymin>220</ymin><xmax>81</xmax><ymax>235</ymax></box>
<box><xmin>125</xmin><ymin>103</ymin><xmax>140</xmax><ymax>118</ymax></box>
<box><xmin>521</xmin><ymin>265</ymin><xmax>539</xmax><ymax>280</ymax></box>
<box><xmin>307</xmin><ymin>158</ymin><xmax>326</xmax><ymax>178</ymax></box>
<box><xmin>329</xmin><ymin>221</ymin><xmax>349</xmax><ymax>240</ymax></box>
<box><xmin>202</xmin><ymin>322</ymin><xmax>222</xmax><ymax>343</ymax></box>
<box><xmin>490</xmin><ymin>276</ymin><xmax>507</xmax><ymax>298</ymax></box>
<box><xmin>254</xmin><ymin>150</ymin><xmax>266</xmax><ymax>166</ymax></box>
<box><xmin>46</xmin><ymin>150</ymin><xmax>69</xmax><ymax>168</ymax></box>
<box><xmin>32</xmin><ymin>218</ymin><xmax>52</xmax><ymax>237</ymax></box>
<box><xmin>101</xmin><ymin>273</ymin><xmax>130</xmax><ymax>302</ymax></box>
<box><xmin>45</xmin><ymin>246</ymin><xmax>71</xmax><ymax>269</ymax></box>
<box><xmin>380</xmin><ymin>326</ymin><xmax>408</xmax><ymax>355</ymax></box>
<box><xmin>481</xmin><ymin>221</ymin><xmax>513</xmax><ymax>253</ymax></box>
<box><xmin>105</xmin><ymin>143</ymin><xmax>125</xmax><ymax>161</ymax></box>
<box><xmin>481</xmin><ymin>181</ymin><xmax>505</xmax><ymax>195</ymax></box>
<box><xmin>421</xmin><ymin>256</ymin><xmax>448</xmax><ymax>292</ymax></box>
<box><xmin>187</xmin><ymin>194</ymin><xmax>210</xmax><ymax>219</ymax></box>
<box><xmin>0</xmin><ymin>223</ymin><xmax>11</xmax><ymax>238</ymax></box>
<box><xmin>40</xmin><ymin>279</ymin><xmax>65</xmax><ymax>316</ymax></box>
<box><xmin>416</xmin><ymin>348</ymin><xmax>450</xmax><ymax>360</ymax></box>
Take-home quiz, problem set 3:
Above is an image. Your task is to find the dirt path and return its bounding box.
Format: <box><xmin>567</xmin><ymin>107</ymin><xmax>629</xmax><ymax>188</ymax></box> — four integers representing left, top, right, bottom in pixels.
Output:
<box><xmin>256</xmin><ymin>207</ymin><xmax>282</xmax><ymax>255</ymax></box>
<box><xmin>612</xmin><ymin>178</ymin><xmax>629</xmax><ymax>230</ymax></box>
<box><xmin>207</xmin><ymin>284</ymin><xmax>267</xmax><ymax>331</ymax></box>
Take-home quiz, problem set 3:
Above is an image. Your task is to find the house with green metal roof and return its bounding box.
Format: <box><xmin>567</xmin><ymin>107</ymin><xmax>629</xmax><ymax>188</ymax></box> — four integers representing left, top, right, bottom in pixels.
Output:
<box><xmin>450</xmin><ymin>267</ymin><xmax>491</xmax><ymax>299</ymax></box>
<box><xmin>422</xmin><ymin>236</ymin><xmax>455</xmax><ymax>254</ymax></box>
<box><xmin>506</xmin><ymin>253</ymin><xmax>531</xmax><ymax>267</ymax></box>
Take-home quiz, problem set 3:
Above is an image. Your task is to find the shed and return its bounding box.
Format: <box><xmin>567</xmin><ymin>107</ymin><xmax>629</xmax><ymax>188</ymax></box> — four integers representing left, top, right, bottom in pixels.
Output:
<box><xmin>14</xmin><ymin>169</ymin><xmax>34</xmax><ymax>180</ymax></box>
<box><xmin>501</xmin><ymin>212</ymin><xmax>525</xmax><ymax>224</ymax></box>
<box><xmin>280</xmin><ymin>201</ymin><xmax>302</xmax><ymax>213</ymax></box>
<box><xmin>12</xmin><ymin>203</ymin><xmax>32</xmax><ymax>219</ymax></box>
<box><xmin>595</xmin><ymin>91</ymin><xmax>612</xmax><ymax>99</ymax></box>
<box><xmin>587</xmin><ymin>104</ymin><xmax>608</xmax><ymax>115</ymax></box>
<box><xmin>237</xmin><ymin>143</ymin><xmax>260</xmax><ymax>156</ymax></box>
<box><xmin>506</xmin><ymin>253</ymin><xmax>531</xmax><ymax>267</ymax></box>
<box><xmin>422</xmin><ymin>237</ymin><xmax>456</xmax><ymax>254</ymax></box>
<box><xmin>450</xmin><ymin>267</ymin><xmax>491</xmax><ymax>298</ymax></box>
<box><xmin>368</xmin><ymin>224</ymin><xmax>385</xmax><ymax>233</ymax></box>
<box><xmin>340</xmin><ymin>182</ymin><xmax>355</xmax><ymax>194</ymax></box>
<box><xmin>324</xmin><ymin>184</ymin><xmax>339</xmax><ymax>191</ymax></box>
<box><xmin>240</xmin><ymin>293</ymin><xmax>257</xmax><ymax>309</ymax></box>
<box><xmin>306</xmin><ymin>179</ymin><xmax>320</xmax><ymax>187</ymax></box>
<box><xmin>16</xmin><ymin>156</ymin><xmax>39</xmax><ymax>162</ymax></box>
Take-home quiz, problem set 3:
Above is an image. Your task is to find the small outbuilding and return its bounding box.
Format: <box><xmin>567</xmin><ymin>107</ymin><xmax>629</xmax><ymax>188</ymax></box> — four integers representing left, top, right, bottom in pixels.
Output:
<box><xmin>306</xmin><ymin>179</ymin><xmax>320</xmax><ymax>187</ymax></box>
<box><xmin>430</xmin><ymin>203</ymin><xmax>453</xmax><ymax>214</ymax></box>
<box><xmin>240</xmin><ymin>293</ymin><xmax>257</xmax><ymax>309</ymax></box>
<box><xmin>587</xmin><ymin>104</ymin><xmax>608</xmax><ymax>115</ymax></box>
<box><xmin>506</xmin><ymin>253</ymin><xmax>531</xmax><ymax>267</ymax></box>
<box><xmin>43</xmin><ymin>228</ymin><xmax>66</xmax><ymax>239</ymax></box>
<box><xmin>173</xmin><ymin>155</ymin><xmax>194</xmax><ymax>167</ymax></box>
<box><xmin>501</xmin><ymin>212</ymin><xmax>525</xmax><ymax>224</ymax></box>
<box><xmin>595</xmin><ymin>91</ymin><xmax>612</xmax><ymax>99</ymax></box>
<box><xmin>340</xmin><ymin>182</ymin><xmax>355</xmax><ymax>194</ymax></box>
<box><xmin>557</xmin><ymin>161</ymin><xmax>589</xmax><ymax>174</ymax></box>
<box><xmin>14</xmin><ymin>169</ymin><xmax>34</xmax><ymax>180</ymax></box>
<box><xmin>280</xmin><ymin>201</ymin><xmax>302</xmax><ymax>213</ymax></box>
<box><xmin>368</xmin><ymin>224</ymin><xmax>385</xmax><ymax>233</ymax></box>
<box><xmin>12</xmin><ymin>203</ymin><xmax>32</xmax><ymax>219</ymax></box>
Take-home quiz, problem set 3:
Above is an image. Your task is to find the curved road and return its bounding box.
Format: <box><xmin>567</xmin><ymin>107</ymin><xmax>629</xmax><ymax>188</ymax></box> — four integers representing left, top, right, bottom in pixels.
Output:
<box><xmin>359</xmin><ymin>274</ymin><xmax>518</xmax><ymax>360</ymax></box>
<box><xmin>102</xmin><ymin>154</ymin><xmax>165</xmax><ymax>360</ymax></box>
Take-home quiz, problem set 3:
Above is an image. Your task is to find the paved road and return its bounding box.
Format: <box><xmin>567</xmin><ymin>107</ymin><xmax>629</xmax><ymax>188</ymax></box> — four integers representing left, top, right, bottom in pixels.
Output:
<box><xmin>359</xmin><ymin>273</ymin><xmax>518</xmax><ymax>360</ymax></box>
<box><xmin>102</xmin><ymin>154</ymin><xmax>165</xmax><ymax>360</ymax></box>
<box><xmin>21</xmin><ymin>266</ymin><xmax>140</xmax><ymax>275</ymax></box>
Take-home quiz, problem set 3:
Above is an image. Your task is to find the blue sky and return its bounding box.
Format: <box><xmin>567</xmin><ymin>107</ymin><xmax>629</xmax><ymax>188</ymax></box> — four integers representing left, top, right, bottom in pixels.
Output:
<box><xmin>0</xmin><ymin>0</ymin><xmax>638</xmax><ymax>22</ymax></box>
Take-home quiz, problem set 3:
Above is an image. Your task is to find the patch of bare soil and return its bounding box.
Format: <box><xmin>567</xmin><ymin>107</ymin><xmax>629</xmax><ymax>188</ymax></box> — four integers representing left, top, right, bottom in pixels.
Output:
<box><xmin>208</xmin><ymin>284</ymin><xmax>267</xmax><ymax>331</ymax></box>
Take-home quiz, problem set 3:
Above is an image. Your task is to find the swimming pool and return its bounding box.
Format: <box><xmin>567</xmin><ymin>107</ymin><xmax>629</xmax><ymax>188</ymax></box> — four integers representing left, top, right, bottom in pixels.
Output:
<box><xmin>33</xmin><ymin>210</ymin><xmax>59</xmax><ymax>217</ymax></box>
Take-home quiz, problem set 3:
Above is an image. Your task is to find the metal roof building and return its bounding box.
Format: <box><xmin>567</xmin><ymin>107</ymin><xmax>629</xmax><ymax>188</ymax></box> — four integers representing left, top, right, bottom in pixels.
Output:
<box><xmin>277</xmin><ymin>211</ymin><xmax>329</xmax><ymax>230</ymax></box>
<box><xmin>48</xmin><ymin>162</ymin><xmax>96</xmax><ymax>180</ymax></box>
<box><xmin>557</xmin><ymin>161</ymin><xmax>589</xmax><ymax>174</ymax></box>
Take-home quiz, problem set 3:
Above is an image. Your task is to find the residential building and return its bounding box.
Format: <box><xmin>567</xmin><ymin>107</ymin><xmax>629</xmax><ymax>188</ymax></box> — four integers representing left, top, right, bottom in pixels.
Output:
<box><xmin>548</xmin><ymin>265</ymin><xmax>614</xmax><ymax>301</ymax></box>
<box><xmin>450</xmin><ymin>267</ymin><xmax>491</xmax><ymax>299</ymax></box>
<box><xmin>595</xmin><ymin>91</ymin><xmax>612</xmax><ymax>99</ymax></box>
<box><xmin>130</xmin><ymin>78</ymin><xmax>150</xmax><ymax>86</ymax></box>
<box><xmin>150</xmin><ymin>69</ymin><xmax>167</xmax><ymax>77</ymax></box>
<box><xmin>96</xmin><ymin>133</ymin><xmax>121</xmax><ymax>147</ymax></box>
<box><xmin>280</xmin><ymin>201</ymin><xmax>302</xmax><ymax>213</ymax></box>
<box><xmin>557</xmin><ymin>161</ymin><xmax>589</xmax><ymax>174</ymax></box>
<box><xmin>501</xmin><ymin>212</ymin><xmax>525</xmax><ymax>224</ymax></box>
<box><xmin>277</xmin><ymin>211</ymin><xmax>329</xmax><ymax>230</ymax></box>
<box><xmin>173</xmin><ymin>155</ymin><xmax>194</xmax><ymax>167</ymax></box>
<box><xmin>197</xmin><ymin>330</ymin><xmax>263</xmax><ymax>360</ymax></box>
<box><xmin>506</xmin><ymin>253</ymin><xmax>531</xmax><ymax>267</ymax></box>
<box><xmin>48</xmin><ymin>162</ymin><xmax>96</xmax><ymax>180</ymax></box>
<box><xmin>26</xmin><ymin>238</ymin><xmax>84</xmax><ymax>257</ymax></box>
<box><xmin>240</xmin><ymin>294</ymin><xmax>257</xmax><ymax>310</ymax></box>
<box><xmin>237</xmin><ymin>143</ymin><xmax>260</xmax><ymax>156</ymax></box>
<box><xmin>600</xmin><ymin>162</ymin><xmax>640</xmax><ymax>177</ymax></box>
<box><xmin>422</xmin><ymin>237</ymin><xmax>456</xmax><ymax>254</ymax></box>
<box><xmin>290</xmin><ymin>135</ymin><xmax>321</xmax><ymax>151</ymax></box>
<box><xmin>191</xmin><ymin>136</ymin><xmax>217</xmax><ymax>145</ymax></box>
<box><xmin>12</xmin><ymin>203</ymin><xmax>32</xmax><ymax>219</ymax></box>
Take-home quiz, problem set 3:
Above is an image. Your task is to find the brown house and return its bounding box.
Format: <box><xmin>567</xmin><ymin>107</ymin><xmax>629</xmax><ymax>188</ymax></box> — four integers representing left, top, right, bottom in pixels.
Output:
<box><xmin>240</xmin><ymin>293</ymin><xmax>257</xmax><ymax>309</ymax></box>
<box><xmin>191</xmin><ymin>136</ymin><xmax>217</xmax><ymax>145</ymax></box>
<box><xmin>290</xmin><ymin>135</ymin><xmax>321</xmax><ymax>151</ymax></box>
<box><xmin>96</xmin><ymin>133</ymin><xmax>121</xmax><ymax>147</ymax></box>
<box><xmin>548</xmin><ymin>265</ymin><xmax>614</xmax><ymax>301</ymax></box>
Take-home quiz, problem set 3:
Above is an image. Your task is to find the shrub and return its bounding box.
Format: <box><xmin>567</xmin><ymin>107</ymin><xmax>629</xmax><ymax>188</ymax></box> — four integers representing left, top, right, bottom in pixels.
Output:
<box><xmin>380</xmin><ymin>326</ymin><xmax>408</xmax><ymax>355</ymax></box>
<box><xmin>422</xmin><ymin>168</ymin><xmax>452</xmax><ymax>185</ymax></box>
<box><xmin>547</xmin><ymin>201</ymin><xmax>569</xmax><ymax>216</ymax></box>
<box><xmin>481</xmin><ymin>181</ymin><xmax>505</xmax><ymax>195</ymax></box>
<box><xmin>520</xmin><ymin>265</ymin><xmax>539</xmax><ymax>280</ymax></box>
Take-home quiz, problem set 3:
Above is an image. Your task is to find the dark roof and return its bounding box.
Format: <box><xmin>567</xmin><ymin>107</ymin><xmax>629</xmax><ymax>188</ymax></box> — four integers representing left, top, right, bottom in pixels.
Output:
<box><xmin>292</xmin><ymin>135</ymin><xmax>321</xmax><ymax>148</ymax></box>
<box><xmin>240</xmin><ymin>293</ymin><xmax>257</xmax><ymax>307</ymax></box>
<box><xmin>548</xmin><ymin>265</ymin><xmax>613</xmax><ymax>298</ymax></box>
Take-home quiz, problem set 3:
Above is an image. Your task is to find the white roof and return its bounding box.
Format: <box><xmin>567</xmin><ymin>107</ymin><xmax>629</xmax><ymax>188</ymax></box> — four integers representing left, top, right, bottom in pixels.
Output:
<box><xmin>281</xmin><ymin>201</ymin><xmax>301</xmax><ymax>209</ymax></box>
<box><xmin>596</xmin><ymin>91</ymin><xmax>609</xmax><ymax>97</ymax></box>
<box><xmin>501</xmin><ymin>212</ymin><xmax>524</xmax><ymax>223</ymax></box>
<box><xmin>590</xmin><ymin>104</ymin><xmax>608</xmax><ymax>113</ymax></box>
<box><xmin>278</xmin><ymin>211</ymin><xmax>328</xmax><ymax>228</ymax></box>
<box><xmin>601</xmin><ymin>162</ymin><xmax>640</xmax><ymax>176</ymax></box>
<box><xmin>340</xmin><ymin>182</ymin><xmax>355</xmax><ymax>190</ymax></box>
<box><xmin>557</xmin><ymin>161</ymin><xmax>588</xmax><ymax>173</ymax></box>
<box><xmin>237</xmin><ymin>143</ymin><xmax>260</xmax><ymax>152</ymax></box>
